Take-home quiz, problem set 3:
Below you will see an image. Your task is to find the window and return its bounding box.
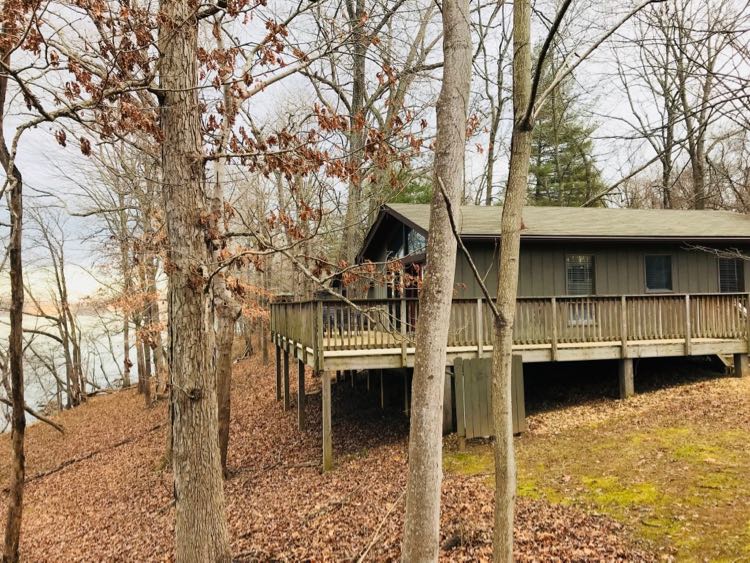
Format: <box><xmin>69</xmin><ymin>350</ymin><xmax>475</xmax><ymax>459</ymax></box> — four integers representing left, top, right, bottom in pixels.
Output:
<box><xmin>406</xmin><ymin>229</ymin><xmax>426</xmax><ymax>254</ymax></box>
<box><xmin>566</xmin><ymin>255</ymin><xmax>594</xmax><ymax>295</ymax></box>
<box><xmin>645</xmin><ymin>255</ymin><xmax>673</xmax><ymax>292</ymax></box>
<box><xmin>566</xmin><ymin>255</ymin><xmax>595</xmax><ymax>325</ymax></box>
<box><xmin>719</xmin><ymin>257</ymin><xmax>744</xmax><ymax>293</ymax></box>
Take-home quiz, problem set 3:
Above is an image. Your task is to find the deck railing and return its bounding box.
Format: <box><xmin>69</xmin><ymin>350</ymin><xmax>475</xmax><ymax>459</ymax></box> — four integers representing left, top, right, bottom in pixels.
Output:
<box><xmin>270</xmin><ymin>293</ymin><xmax>750</xmax><ymax>360</ymax></box>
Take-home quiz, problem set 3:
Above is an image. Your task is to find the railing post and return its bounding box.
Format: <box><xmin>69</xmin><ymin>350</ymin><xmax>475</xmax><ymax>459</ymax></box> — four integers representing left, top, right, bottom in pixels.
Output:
<box><xmin>400</xmin><ymin>298</ymin><xmax>407</xmax><ymax>367</ymax></box>
<box><xmin>314</xmin><ymin>301</ymin><xmax>324</xmax><ymax>372</ymax></box>
<box><xmin>550</xmin><ymin>297</ymin><xmax>558</xmax><ymax>361</ymax></box>
<box><xmin>620</xmin><ymin>295</ymin><xmax>628</xmax><ymax>358</ymax></box>
<box><xmin>746</xmin><ymin>293</ymin><xmax>750</xmax><ymax>354</ymax></box>
<box><xmin>476</xmin><ymin>298</ymin><xmax>484</xmax><ymax>357</ymax></box>
<box><xmin>685</xmin><ymin>294</ymin><xmax>692</xmax><ymax>356</ymax></box>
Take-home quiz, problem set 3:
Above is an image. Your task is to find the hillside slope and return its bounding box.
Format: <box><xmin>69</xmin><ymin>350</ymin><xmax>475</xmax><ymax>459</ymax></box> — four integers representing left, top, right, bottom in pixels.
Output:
<box><xmin>0</xmin><ymin>357</ymin><xmax>654</xmax><ymax>561</ymax></box>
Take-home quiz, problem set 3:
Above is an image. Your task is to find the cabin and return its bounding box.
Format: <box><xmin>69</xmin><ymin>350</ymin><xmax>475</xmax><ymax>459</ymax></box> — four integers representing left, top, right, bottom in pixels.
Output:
<box><xmin>270</xmin><ymin>204</ymin><xmax>750</xmax><ymax>469</ymax></box>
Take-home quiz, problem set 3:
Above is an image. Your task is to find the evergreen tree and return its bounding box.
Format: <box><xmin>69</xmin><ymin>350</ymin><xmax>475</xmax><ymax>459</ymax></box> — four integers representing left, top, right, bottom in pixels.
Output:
<box><xmin>529</xmin><ymin>45</ymin><xmax>604</xmax><ymax>206</ymax></box>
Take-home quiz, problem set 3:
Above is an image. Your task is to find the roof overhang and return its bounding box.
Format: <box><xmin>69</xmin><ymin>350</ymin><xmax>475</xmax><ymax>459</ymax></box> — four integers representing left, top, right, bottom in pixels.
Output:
<box><xmin>356</xmin><ymin>205</ymin><xmax>429</xmax><ymax>263</ymax></box>
<box><xmin>356</xmin><ymin>205</ymin><xmax>750</xmax><ymax>262</ymax></box>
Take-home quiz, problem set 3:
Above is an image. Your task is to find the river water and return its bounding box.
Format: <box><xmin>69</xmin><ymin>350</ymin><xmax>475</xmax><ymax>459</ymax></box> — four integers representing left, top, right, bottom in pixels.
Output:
<box><xmin>0</xmin><ymin>312</ymin><xmax>132</xmax><ymax>428</ymax></box>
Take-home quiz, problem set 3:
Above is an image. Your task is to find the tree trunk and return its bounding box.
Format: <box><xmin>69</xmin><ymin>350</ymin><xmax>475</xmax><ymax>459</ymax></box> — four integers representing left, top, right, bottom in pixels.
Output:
<box><xmin>118</xmin><ymin>196</ymin><xmax>132</xmax><ymax>387</ymax></box>
<box><xmin>1</xmin><ymin>52</ymin><xmax>26</xmax><ymax>560</ymax></box>
<box><xmin>491</xmin><ymin>0</ymin><xmax>532</xmax><ymax>560</ymax></box>
<box><xmin>400</xmin><ymin>0</ymin><xmax>472</xmax><ymax>559</ymax></box>
<box><xmin>261</xmin><ymin>271</ymin><xmax>269</xmax><ymax>365</ymax></box>
<box><xmin>341</xmin><ymin>0</ymin><xmax>367</xmax><ymax>263</ymax></box>
<box><xmin>159</xmin><ymin>0</ymin><xmax>231</xmax><ymax>557</ymax></box>
<box><xmin>3</xmin><ymin>155</ymin><xmax>25</xmax><ymax>563</ymax></box>
<box><xmin>216</xmin><ymin>314</ymin><xmax>236</xmax><ymax>477</ymax></box>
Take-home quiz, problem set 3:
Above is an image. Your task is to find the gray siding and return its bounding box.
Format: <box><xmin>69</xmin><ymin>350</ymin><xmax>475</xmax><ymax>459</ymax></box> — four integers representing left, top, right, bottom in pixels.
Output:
<box><xmin>453</xmin><ymin>241</ymin><xmax>750</xmax><ymax>298</ymax></box>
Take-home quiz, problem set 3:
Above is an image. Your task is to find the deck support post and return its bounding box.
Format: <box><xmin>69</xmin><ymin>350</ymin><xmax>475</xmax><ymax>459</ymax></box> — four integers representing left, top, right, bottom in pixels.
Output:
<box><xmin>283</xmin><ymin>346</ymin><xmax>290</xmax><ymax>411</ymax></box>
<box><xmin>733</xmin><ymin>353</ymin><xmax>748</xmax><ymax>378</ymax></box>
<box><xmin>275</xmin><ymin>344</ymin><xmax>281</xmax><ymax>402</ymax></box>
<box><xmin>684</xmin><ymin>295</ymin><xmax>692</xmax><ymax>356</ymax></box>
<box><xmin>619</xmin><ymin>358</ymin><xmax>634</xmax><ymax>399</ymax></box>
<box><xmin>297</xmin><ymin>359</ymin><xmax>305</xmax><ymax>430</ymax></box>
<box><xmin>366</xmin><ymin>371</ymin><xmax>370</xmax><ymax>392</ymax></box>
<box><xmin>443</xmin><ymin>368</ymin><xmax>454</xmax><ymax>435</ymax></box>
<box><xmin>322</xmin><ymin>370</ymin><xmax>333</xmax><ymax>471</ymax></box>
<box><xmin>380</xmin><ymin>370</ymin><xmax>384</xmax><ymax>409</ymax></box>
<box><xmin>403</xmin><ymin>369</ymin><xmax>410</xmax><ymax>416</ymax></box>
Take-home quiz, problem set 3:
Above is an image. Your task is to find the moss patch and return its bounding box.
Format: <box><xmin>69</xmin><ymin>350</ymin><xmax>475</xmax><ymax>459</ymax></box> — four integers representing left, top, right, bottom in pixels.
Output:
<box><xmin>443</xmin><ymin>450</ymin><xmax>493</xmax><ymax>477</ymax></box>
<box><xmin>444</xmin><ymin>377</ymin><xmax>750</xmax><ymax>561</ymax></box>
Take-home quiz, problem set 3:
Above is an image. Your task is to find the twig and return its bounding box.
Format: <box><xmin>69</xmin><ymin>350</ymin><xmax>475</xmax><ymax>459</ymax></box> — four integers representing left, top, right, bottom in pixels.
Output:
<box><xmin>355</xmin><ymin>489</ymin><xmax>406</xmax><ymax>562</ymax></box>
<box><xmin>0</xmin><ymin>397</ymin><xmax>64</xmax><ymax>434</ymax></box>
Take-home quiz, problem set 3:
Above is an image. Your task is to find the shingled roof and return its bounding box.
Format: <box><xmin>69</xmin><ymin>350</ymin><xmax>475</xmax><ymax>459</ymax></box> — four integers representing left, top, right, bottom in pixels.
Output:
<box><xmin>384</xmin><ymin>203</ymin><xmax>750</xmax><ymax>241</ymax></box>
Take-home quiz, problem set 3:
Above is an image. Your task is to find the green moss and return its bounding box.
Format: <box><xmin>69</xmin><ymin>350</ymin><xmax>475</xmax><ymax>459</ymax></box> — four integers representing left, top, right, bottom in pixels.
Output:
<box><xmin>581</xmin><ymin>475</ymin><xmax>662</xmax><ymax>507</ymax></box>
<box><xmin>443</xmin><ymin>450</ymin><xmax>493</xmax><ymax>476</ymax></box>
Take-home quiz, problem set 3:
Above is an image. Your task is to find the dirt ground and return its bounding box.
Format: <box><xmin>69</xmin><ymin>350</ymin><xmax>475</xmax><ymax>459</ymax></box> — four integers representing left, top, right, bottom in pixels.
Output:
<box><xmin>3</xmin><ymin>355</ymin><xmax>740</xmax><ymax>561</ymax></box>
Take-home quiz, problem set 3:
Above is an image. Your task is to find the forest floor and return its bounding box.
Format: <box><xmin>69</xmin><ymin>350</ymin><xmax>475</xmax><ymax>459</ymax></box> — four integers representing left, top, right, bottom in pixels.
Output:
<box><xmin>0</xmin><ymin>354</ymin><xmax>746</xmax><ymax>561</ymax></box>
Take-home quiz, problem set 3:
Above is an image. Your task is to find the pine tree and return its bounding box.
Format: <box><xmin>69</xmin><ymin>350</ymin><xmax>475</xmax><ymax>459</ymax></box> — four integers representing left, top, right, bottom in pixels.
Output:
<box><xmin>528</xmin><ymin>46</ymin><xmax>604</xmax><ymax>206</ymax></box>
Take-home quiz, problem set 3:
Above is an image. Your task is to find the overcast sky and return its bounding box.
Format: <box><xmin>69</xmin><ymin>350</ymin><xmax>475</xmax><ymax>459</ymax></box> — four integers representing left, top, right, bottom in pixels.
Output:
<box><xmin>2</xmin><ymin>0</ymin><xmax>748</xmax><ymax>303</ymax></box>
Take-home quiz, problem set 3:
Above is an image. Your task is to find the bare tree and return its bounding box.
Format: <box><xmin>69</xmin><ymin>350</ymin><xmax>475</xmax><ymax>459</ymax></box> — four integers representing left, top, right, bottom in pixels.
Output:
<box><xmin>491</xmin><ymin>0</ymin><xmax>668</xmax><ymax>558</ymax></box>
<box><xmin>401</xmin><ymin>0</ymin><xmax>472</xmax><ymax>559</ymax></box>
<box><xmin>159</xmin><ymin>0</ymin><xmax>230</xmax><ymax>558</ymax></box>
<box><xmin>0</xmin><ymin>42</ymin><xmax>26</xmax><ymax>563</ymax></box>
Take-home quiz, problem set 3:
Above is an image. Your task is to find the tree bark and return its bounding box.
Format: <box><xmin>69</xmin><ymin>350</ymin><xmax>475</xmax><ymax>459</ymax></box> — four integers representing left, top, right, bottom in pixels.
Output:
<box><xmin>341</xmin><ymin>0</ymin><xmax>368</xmax><ymax>263</ymax></box>
<box><xmin>491</xmin><ymin>0</ymin><xmax>532</xmax><ymax>560</ymax></box>
<box><xmin>400</xmin><ymin>0</ymin><xmax>472</xmax><ymax>559</ymax></box>
<box><xmin>118</xmin><ymin>195</ymin><xmax>133</xmax><ymax>387</ymax></box>
<box><xmin>0</xmin><ymin>47</ymin><xmax>26</xmax><ymax>562</ymax></box>
<box><xmin>159</xmin><ymin>0</ymin><xmax>231</xmax><ymax>558</ymax></box>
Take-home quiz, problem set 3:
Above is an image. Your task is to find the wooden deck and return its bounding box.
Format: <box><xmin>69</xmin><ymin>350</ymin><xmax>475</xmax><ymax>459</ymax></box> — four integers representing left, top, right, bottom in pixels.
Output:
<box><xmin>271</xmin><ymin>293</ymin><xmax>750</xmax><ymax>371</ymax></box>
<box><xmin>270</xmin><ymin>292</ymin><xmax>750</xmax><ymax>471</ymax></box>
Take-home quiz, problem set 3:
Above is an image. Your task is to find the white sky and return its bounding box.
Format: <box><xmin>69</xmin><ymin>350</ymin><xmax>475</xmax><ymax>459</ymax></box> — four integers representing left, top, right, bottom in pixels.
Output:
<box><xmin>2</xmin><ymin>0</ymin><xmax>748</xmax><ymax>303</ymax></box>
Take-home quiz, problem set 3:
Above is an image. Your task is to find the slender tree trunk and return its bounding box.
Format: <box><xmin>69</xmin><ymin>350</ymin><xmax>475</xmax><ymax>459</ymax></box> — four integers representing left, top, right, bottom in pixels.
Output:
<box><xmin>484</xmin><ymin>111</ymin><xmax>499</xmax><ymax>206</ymax></box>
<box><xmin>261</xmin><ymin>270</ymin><xmax>270</xmax><ymax>365</ymax></box>
<box><xmin>212</xmin><ymin>28</ymin><xmax>243</xmax><ymax>478</ymax></box>
<box><xmin>122</xmin><ymin>314</ymin><xmax>132</xmax><ymax>387</ymax></box>
<box><xmin>401</xmin><ymin>0</ymin><xmax>472</xmax><ymax>559</ymax></box>
<box><xmin>159</xmin><ymin>0</ymin><xmax>231</xmax><ymax>556</ymax></box>
<box><xmin>138</xmin><ymin>263</ymin><xmax>153</xmax><ymax>406</ymax></box>
<box><xmin>341</xmin><ymin>0</ymin><xmax>367</xmax><ymax>263</ymax></box>
<box><xmin>118</xmin><ymin>196</ymin><xmax>132</xmax><ymax>387</ymax></box>
<box><xmin>1</xmin><ymin>58</ymin><xmax>26</xmax><ymax>560</ymax></box>
<box><xmin>216</xmin><ymin>315</ymin><xmax>235</xmax><ymax>477</ymax></box>
<box><xmin>491</xmin><ymin>0</ymin><xmax>531</xmax><ymax>559</ymax></box>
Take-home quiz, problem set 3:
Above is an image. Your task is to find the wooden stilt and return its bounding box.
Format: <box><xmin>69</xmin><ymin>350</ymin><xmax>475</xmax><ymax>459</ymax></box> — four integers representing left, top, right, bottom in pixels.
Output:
<box><xmin>734</xmin><ymin>353</ymin><xmax>748</xmax><ymax>377</ymax></box>
<box><xmin>380</xmin><ymin>370</ymin><xmax>384</xmax><ymax>409</ymax></box>
<box><xmin>322</xmin><ymin>371</ymin><xmax>333</xmax><ymax>471</ymax></box>
<box><xmin>297</xmin><ymin>359</ymin><xmax>305</xmax><ymax>430</ymax></box>
<box><xmin>283</xmin><ymin>347</ymin><xmax>290</xmax><ymax>411</ymax></box>
<box><xmin>619</xmin><ymin>358</ymin><xmax>634</xmax><ymax>399</ymax></box>
<box><xmin>403</xmin><ymin>369</ymin><xmax>410</xmax><ymax>416</ymax></box>
<box><xmin>275</xmin><ymin>344</ymin><xmax>281</xmax><ymax>402</ymax></box>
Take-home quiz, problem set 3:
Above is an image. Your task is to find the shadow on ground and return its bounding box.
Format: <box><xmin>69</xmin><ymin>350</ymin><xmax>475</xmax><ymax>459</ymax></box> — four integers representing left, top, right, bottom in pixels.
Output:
<box><xmin>523</xmin><ymin>356</ymin><xmax>727</xmax><ymax>416</ymax></box>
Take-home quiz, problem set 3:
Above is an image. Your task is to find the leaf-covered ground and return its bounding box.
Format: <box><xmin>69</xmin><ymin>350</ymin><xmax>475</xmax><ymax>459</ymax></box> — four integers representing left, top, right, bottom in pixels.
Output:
<box><xmin>446</xmin><ymin>358</ymin><xmax>750</xmax><ymax>561</ymax></box>
<box><xmin>0</xmin><ymin>354</ymin><xmax>705</xmax><ymax>561</ymax></box>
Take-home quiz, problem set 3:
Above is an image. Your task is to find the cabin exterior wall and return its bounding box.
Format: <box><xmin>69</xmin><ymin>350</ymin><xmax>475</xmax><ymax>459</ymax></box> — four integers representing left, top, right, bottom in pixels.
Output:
<box><xmin>453</xmin><ymin>240</ymin><xmax>750</xmax><ymax>299</ymax></box>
